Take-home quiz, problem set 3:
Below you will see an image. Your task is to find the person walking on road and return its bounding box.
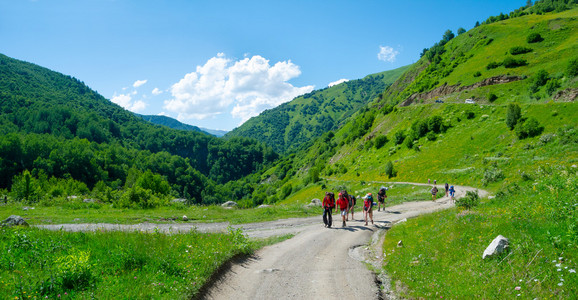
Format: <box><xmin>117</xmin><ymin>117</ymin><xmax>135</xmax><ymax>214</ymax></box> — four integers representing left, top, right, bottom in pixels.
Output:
<box><xmin>336</xmin><ymin>190</ymin><xmax>350</xmax><ymax>227</ymax></box>
<box><xmin>347</xmin><ymin>193</ymin><xmax>356</xmax><ymax>221</ymax></box>
<box><xmin>431</xmin><ymin>186</ymin><xmax>438</xmax><ymax>201</ymax></box>
<box><xmin>445</xmin><ymin>182</ymin><xmax>449</xmax><ymax>197</ymax></box>
<box><xmin>449</xmin><ymin>185</ymin><xmax>455</xmax><ymax>203</ymax></box>
<box><xmin>377</xmin><ymin>186</ymin><xmax>387</xmax><ymax>211</ymax></box>
<box><xmin>322</xmin><ymin>192</ymin><xmax>335</xmax><ymax>228</ymax></box>
<box><xmin>363</xmin><ymin>193</ymin><xmax>374</xmax><ymax>226</ymax></box>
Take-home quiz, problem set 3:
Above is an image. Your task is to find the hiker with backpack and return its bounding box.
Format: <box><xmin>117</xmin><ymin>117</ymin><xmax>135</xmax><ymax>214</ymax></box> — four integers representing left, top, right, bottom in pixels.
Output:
<box><xmin>347</xmin><ymin>192</ymin><xmax>356</xmax><ymax>221</ymax></box>
<box><xmin>363</xmin><ymin>193</ymin><xmax>374</xmax><ymax>226</ymax></box>
<box><xmin>377</xmin><ymin>186</ymin><xmax>387</xmax><ymax>212</ymax></box>
<box><xmin>322</xmin><ymin>192</ymin><xmax>335</xmax><ymax>228</ymax></box>
<box><xmin>431</xmin><ymin>186</ymin><xmax>438</xmax><ymax>201</ymax></box>
<box><xmin>335</xmin><ymin>190</ymin><xmax>350</xmax><ymax>227</ymax></box>
<box><xmin>449</xmin><ymin>185</ymin><xmax>455</xmax><ymax>202</ymax></box>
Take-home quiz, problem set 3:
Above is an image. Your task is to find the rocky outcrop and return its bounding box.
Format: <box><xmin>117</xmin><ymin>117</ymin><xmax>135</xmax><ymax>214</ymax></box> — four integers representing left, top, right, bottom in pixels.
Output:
<box><xmin>552</xmin><ymin>88</ymin><xmax>578</xmax><ymax>102</ymax></box>
<box><xmin>483</xmin><ymin>235</ymin><xmax>509</xmax><ymax>259</ymax></box>
<box><xmin>400</xmin><ymin>75</ymin><xmax>524</xmax><ymax>106</ymax></box>
<box><xmin>2</xmin><ymin>215</ymin><xmax>29</xmax><ymax>227</ymax></box>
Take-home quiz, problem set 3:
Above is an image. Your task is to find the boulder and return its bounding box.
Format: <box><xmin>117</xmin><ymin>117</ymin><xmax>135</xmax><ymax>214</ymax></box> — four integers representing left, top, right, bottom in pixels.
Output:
<box><xmin>483</xmin><ymin>235</ymin><xmax>509</xmax><ymax>259</ymax></box>
<box><xmin>258</xmin><ymin>205</ymin><xmax>271</xmax><ymax>209</ymax></box>
<box><xmin>172</xmin><ymin>198</ymin><xmax>187</xmax><ymax>204</ymax></box>
<box><xmin>221</xmin><ymin>201</ymin><xmax>237</xmax><ymax>208</ymax></box>
<box><xmin>2</xmin><ymin>215</ymin><xmax>29</xmax><ymax>227</ymax></box>
<box><xmin>182</xmin><ymin>215</ymin><xmax>188</xmax><ymax>221</ymax></box>
<box><xmin>309</xmin><ymin>198</ymin><xmax>322</xmax><ymax>207</ymax></box>
<box><xmin>22</xmin><ymin>206</ymin><xmax>35</xmax><ymax>211</ymax></box>
<box><xmin>397</xmin><ymin>240</ymin><xmax>403</xmax><ymax>247</ymax></box>
<box><xmin>83</xmin><ymin>198</ymin><xmax>96</xmax><ymax>203</ymax></box>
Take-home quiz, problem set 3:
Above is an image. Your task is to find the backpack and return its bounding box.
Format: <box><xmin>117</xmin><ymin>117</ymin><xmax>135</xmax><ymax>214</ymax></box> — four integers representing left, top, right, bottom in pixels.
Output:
<box><xmin>324</xmin><ymin>192</ymin><xmax>335</xmax><ymax>208</ymax></box>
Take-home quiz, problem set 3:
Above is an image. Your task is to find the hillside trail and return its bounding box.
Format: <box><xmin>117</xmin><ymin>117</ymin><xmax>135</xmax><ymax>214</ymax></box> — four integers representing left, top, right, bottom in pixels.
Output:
<box><xmin>37</xmin><ymin>183</ymin><xmax>487</xmax><ymax>299</ymax></box>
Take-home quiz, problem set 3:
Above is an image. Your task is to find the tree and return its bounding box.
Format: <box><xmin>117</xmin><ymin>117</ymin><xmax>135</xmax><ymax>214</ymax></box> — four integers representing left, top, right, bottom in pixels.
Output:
<box><xmin>506</xmin><ymin>104</ymin><xmax>522</xmax><ymax>130</ymax></box>
<box><xmin>457</xmin><ymin>27</ymin><xmax>466</xmax><ymax>35</ymax></box>
<box><xmin>384</xmin><ymin>161</ymin><xmax>396</xmax><ymax>178</ymax></box>
<box><xmin>475</xmin><ymin>21</ymin><xmax>480</xmax><ymax>27</ymax></box>
<box><xmin>442</xmin><ymin>30</ymin><xmax>455</xmax><ymax>43</ymax></box>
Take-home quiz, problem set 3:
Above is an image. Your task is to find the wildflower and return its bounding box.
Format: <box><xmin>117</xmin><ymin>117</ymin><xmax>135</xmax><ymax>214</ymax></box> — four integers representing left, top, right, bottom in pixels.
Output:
<box><xmin>558</xmin><ymin>282</ymin><xmax>563</xmax><ymax>286</ymax></box>
<box><xmin>556</xmin><ymin>263</ymin><xmax>561</xmax><ymax>267</ymax></box>
<box><xmin>515</xmin><ymin>286</ymin><xmax>521</xmax><ymax>291</ymax></box>
<box><xmin>569</xmin><ymin>269</ymin><xmax>576</xmax><ymax>273</ymax></box>
<box><xmin>557</xmin><ymin>269</ymin><xmax>562</xmax><ymax>272</ymax></box>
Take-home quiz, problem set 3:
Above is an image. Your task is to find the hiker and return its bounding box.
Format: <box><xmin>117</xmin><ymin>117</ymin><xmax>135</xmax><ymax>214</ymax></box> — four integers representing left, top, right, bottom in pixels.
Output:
<box><xmin>434</xmin><ymin>179</ymin><xmax>437</xmax><ymax>184</ymax></box>
<box><xmin>335</xmin><ymin>190</ymin><xmax>350</xmax><ymax>227</ymax></box>
<box><xmin>431</xmin><ymin>186</ymin><xmax>438</xmax><ymax>201</ymax></box>
<box><xmin>377</xmin><ymin>186</ymin><xmax>387</xmax><ymax>211</ymax></box>
<box><xmin>449</xmin><ymin>185</ymin><xmax>455</xmax><ymax>202</ymax></box>
<box><xmin>445</xmin><ymin>182</ymin><xmax>449</xmax><ymax>197</ymax></box>
<box><xmin>363</xmin><ymin>193</ymin><xmax>374</xmax><ymax>225</ymax></box>
<box><xmin>322</xmin><ymin>192</ymin><xmax>335</xmax><ymax>228</ymax></box>
<box><xmin>428</xmin><ymin>179</ymin><xmax>430</xmax><ymax>184</ymax></box>
<box><xmin>347</xmin><ymin>193</ymin><xmax>356</xmax><ymax>221</ymax></box>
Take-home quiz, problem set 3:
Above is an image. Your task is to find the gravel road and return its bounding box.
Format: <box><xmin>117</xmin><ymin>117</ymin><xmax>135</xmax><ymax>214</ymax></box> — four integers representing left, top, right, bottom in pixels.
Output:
<box><xmin>37</xmin><ymin>184</ymin><xmax>487</xmax><ymax>299</ymax></box>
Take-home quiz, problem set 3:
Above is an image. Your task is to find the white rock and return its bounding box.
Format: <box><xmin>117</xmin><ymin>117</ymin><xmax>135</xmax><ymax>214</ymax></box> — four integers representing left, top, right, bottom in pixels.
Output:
<box><xmin>483</xmin><ymin>235</ymin><xmax>509</xmax><ymax>259</ymax></box>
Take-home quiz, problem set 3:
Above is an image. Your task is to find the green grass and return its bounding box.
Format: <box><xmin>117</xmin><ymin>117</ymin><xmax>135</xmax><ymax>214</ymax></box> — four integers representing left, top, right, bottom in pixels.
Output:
<box><xmin>0</xmin><ymin>226</ymin><xmax>292</xmax><ymax>299</ymax></box>
<box><xmin>382</xmin><ymin>168</ymin><xmax>578</xmax><ymax>299</ymax></box>
<box><xmin>0</xmin><ymin>202</ymin><xmax>319</xmax><ymax>225</ymax></box>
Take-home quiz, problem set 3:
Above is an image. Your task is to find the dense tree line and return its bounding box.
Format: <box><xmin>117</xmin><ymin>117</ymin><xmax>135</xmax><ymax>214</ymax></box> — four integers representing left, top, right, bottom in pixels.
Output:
<box><xmin>0</xmin><ymin>54</ymin><xmax>278</xmax><ymax>205</ymax></box>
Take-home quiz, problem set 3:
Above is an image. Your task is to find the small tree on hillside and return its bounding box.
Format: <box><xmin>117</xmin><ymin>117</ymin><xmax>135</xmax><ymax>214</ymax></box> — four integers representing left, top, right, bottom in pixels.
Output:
<box><xmin>506</xmin><ymin>103</ymin><xmax>522</xmax><ymax>130</ymax></box>
<box><xmin>384</xmin><ymin>161</ymin><xmax>396</xmax><ymax>178</ymax></box>
<box><xmin>457</xmin><ymin>27</ymin><xmax>466</xmax><ymax>35</ymax></box>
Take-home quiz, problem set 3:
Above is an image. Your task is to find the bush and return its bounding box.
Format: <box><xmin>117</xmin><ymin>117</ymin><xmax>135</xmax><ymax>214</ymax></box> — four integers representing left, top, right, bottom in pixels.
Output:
<box><xmin>509</xmin><ymin>46</ymin><xmax>532</xmax><ymax>55</ymax></box>
<box><xmin>527</xmin><ymin>32</ymin><xmax>543</xmax><ymax>43</ymax></box>
<box><xmin>567</xmin><ymin>58</ymin><xmax>578</xmax><ymax>77</ymax></box>
<box><xmin>384</xmin><ymin>161</ymin><xmax>396</xmax><ymax>178</ymax></box>
<box><xmin>503</xmin><ymin>57</ymin><xmax>527</xmax><ymax>68</ymax></box>
<box><xmin>486</xmin><ymin>61</ymin><xmax>501</xmax><ymax>70</ymax></box>
<box><xmin>506</xmin><ymin>103</ymin><xmax>522</xmax><ymax>130</ymax></box>
<box><xmin>482</xmin><ymin>167</ymin><xmax>505</xmax><ymax>186</ymax></box>
<box><xmin>426</xmin><ymin>131</ymin><xmax>437</xmax><ymax>141</ymax></box>
<box><xmin>374</xmin><ymin>135</ymin><xmax>388</xmax><ymax>149</ymax></box>
<box><xmin>545</xmin><ymin>78</ymin><xmax>561</xmax><ymax>95</ymax></box>
<box><xmin>488</xmin><ymin>93</ymin><xmax>498</xmax><ymax>102</ymax></box>
<box><xmin>455</xmin><ymin>190</ymin><xmax>480</xmax><ymax>210</ymax></box>
<box><xmin>473</xmin><ymin>71</ymin><xmax>482</xmax><ymax>77</ymax></box>
<box><xmin>515</xmin><ymin>117</ymin><xmax>544</xmax><ymax>139</ymax></box>
<box><xmin>393</xmin><ymin>130</ymin><xmax>406</xmax><ymax>145</ymax></box>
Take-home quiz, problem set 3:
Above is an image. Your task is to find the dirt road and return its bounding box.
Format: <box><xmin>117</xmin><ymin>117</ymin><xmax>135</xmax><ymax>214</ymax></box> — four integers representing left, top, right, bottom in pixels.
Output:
<box><xmin>37</xmin><ymin>184</ymin><xmax>487</xmax><ymax>299</ymax></box>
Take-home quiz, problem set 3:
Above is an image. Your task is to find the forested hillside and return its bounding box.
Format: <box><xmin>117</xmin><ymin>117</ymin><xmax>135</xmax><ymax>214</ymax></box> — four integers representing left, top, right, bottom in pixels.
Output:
<box><xmin>0</xmin><ymin>54</ymin><xmax>277</xmax><ymax>204</ymax></box>
<box><xmin>227</xmin><ymin>66</ymin><xmax>410</xmax><ymax>153</ymax></box>
<box><xmin>137</xmin><ymin>114</ymin><xmax>228</xmax><ymax>137</ymax></box>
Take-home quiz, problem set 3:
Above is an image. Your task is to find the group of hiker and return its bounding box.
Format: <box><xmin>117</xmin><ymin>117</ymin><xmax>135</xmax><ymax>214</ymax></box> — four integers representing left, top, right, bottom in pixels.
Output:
<box><xmin>429</xmin><ymin>180</ymin><xmax>455</xmax><ymax>202</ymax></box>
<box><xmin>322</xmin><ymin>186</ymin><xmax>388</xmax><ymax>228</ymax></box>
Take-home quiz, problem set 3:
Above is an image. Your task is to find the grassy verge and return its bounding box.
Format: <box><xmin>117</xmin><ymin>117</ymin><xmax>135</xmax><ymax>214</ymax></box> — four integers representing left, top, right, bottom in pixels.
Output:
<box><xmin>0</xmin><ymin>226</ymin><xmax>292</xmax><ymax>299</ymax></box>
<box><xmin>382</xmin><ymin>167</ymin><xmax>577</xmax><ymax>298</ymax></box>
<box><xmin>0</xmin><ymin>202</ymin><xmax>319</xmax><ymax>225</ymax></box>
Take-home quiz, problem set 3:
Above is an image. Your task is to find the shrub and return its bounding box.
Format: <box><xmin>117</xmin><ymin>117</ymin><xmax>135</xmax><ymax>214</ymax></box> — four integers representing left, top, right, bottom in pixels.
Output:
<box><xmin>509</xmin><ymin>46</ymin><xmax>532</xmax><ymax>55</ymax></box>
<box><xmin>527</xmin><ymin>32</ymin><xmax>543</xmax><ymax>43</ymax></box>
<box><xmin>426</xmin><ymin>131</ymin><xmax>437</xmax><ymax>141</ymax></box>
<box><xmin>482</xmin><ymin>167</ymin><xmax>505</xmax><ymax>186</ymax></box>
<box><xmin>515</xmin><ymin>117</ymin><xmax>544</xmax><ymax>139</ymax></box>
<box><xmin>455</xmin><ymin>190</ymin><xmax>480</xmax><ymax>210</ymax></box>
<box><xmin>488</xmin><ymin>93</ymin><xmax>498</xmax><ymax>102</ymax></box>
<box><xmin>393</xmin><ymin>130</ymin><xmax>406</xmax><ymax>145</ymax></box>
<box><xmin>503</xmin><ymin>57</ymin><xmax>527</xmax><ymax>68</ymax></box>
<box><xmin>384</xmin><ymin>161</ymin><xmax>396</xmax><ymax>178</ymax></box>
<box><xmin>506</xmin><ymin>103</ymin><xmax>522</xmax><ymax>130</ymax></box>
<box><xmin>545</xmin><ymin>78</ymin><xmax>561</xmax><ymax>95</ymax></box>
<box><xmin>567</xmin><ymin>58</ymin><xmax>578</xmax><ymax>77</ymax></box>
<box><xmin>486</xmin><ymin>61</ymin><xmax>501</xmax><ymax>70</ymax></box>
<box><xmin>465</xmin><ymin>111</ymin><xmax>475</xmax><ymax>119</ymax></box>
<box><xmin>473</xmin><ymin>71</ymin><xmax>482</xmax><ymax>77</ymax></box>
<box><xmin>374</xmin><ymin>135</ymin><xmax>388</xmax><ymax>149</ymax></box>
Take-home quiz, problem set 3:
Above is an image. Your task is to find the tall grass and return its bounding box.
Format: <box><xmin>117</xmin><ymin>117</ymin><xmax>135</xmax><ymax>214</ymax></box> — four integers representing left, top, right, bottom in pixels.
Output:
<box><xmin>382</xmin><ymin>167</ymin><xmax>577</xmax><ymax>298</ymax></box>
<box><xmin>0</xmin><ymin>226</ymin><xmax>271</xmax><ymax>299</ymax></box>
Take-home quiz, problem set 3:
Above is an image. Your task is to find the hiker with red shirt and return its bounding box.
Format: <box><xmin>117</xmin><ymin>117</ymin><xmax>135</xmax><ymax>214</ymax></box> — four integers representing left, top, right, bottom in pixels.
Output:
<box><xmin>322</xmin><ymin>192</ymin><xmax>335</xmax><ymax>228</ymax></box>
<box><xmin>335</xmin><ymin>190</ymin><xmax>350</xmax><ymax>227</ymax></box>
<box><xmin>363</xmin><ymin>193</ymin><xmax>374</xmax><ymax>226</ymax></box>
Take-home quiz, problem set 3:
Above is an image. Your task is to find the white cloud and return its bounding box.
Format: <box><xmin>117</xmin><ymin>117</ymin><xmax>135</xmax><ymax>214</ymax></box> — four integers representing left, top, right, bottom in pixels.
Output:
<box><xmin>111</xmin><ymin>92</ymin><xmax>147</xmax><ymax>112</ymax></box>
<box><xmin>152</xmin><ymin>88</ymin><xmax>163</xmax><ymax>95</ymax></box>
<box><xmin>378</xmin><ymin>45</ymin><xmax>399</xmax><ymax>63</ymax></box>
<box><xmin>328</xmin><ymin>79</ymin><xmax>349</xmax><ymax>87</ymax></box>
<box><xmin>164</xmin><ymin>53</ymin><xmax>314</xmax><ymax>124</ymax></box>
<box><xmin>133</xmin><ymin>79</ymin><xmax>148</xmax><ymax>88</ymax></box>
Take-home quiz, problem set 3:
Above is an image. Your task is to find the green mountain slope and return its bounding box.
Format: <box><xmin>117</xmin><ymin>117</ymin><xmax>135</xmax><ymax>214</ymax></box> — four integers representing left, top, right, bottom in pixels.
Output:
<box><xmin>226</xmin><ymin>65</ymin><xmax>410</xmax><ymax>153</ymax></box>
<box><xmin>137</xmin><ymin>114</ymin><xmax>228</xmax><ymax>137</ymax></box>
<box><xmin>0</xmin><ymin>53</ymin><xmax>276</xmax><ymax>203</ymax></box>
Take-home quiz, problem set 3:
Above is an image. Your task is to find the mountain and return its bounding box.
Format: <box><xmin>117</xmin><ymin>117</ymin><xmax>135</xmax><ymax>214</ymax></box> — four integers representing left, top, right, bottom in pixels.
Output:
<box><xmin>226</xmin><ymin>65</ymin><xmax>410</xmax><ymax>153</ymax></box>
<box><xmin>0</xmin><ymin>53</ymin><xmax>277</xmax><ymax>203</ymax></box>
<box><xmin>136</xmin><ymin>114</ymin><xmax>228</xmax><ymax>137</ymax></box>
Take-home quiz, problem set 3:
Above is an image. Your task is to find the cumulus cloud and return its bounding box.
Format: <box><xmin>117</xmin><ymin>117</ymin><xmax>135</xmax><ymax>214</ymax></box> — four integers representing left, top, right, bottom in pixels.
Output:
<box><xmin>328</xmin><ymin>79</ymin><xmax>349</xmax><ymax>87</ymax></box>
<box><xmin>133</xmin><ymin>79</ymin><xmax>148</xmax><ymax>88</ymax></box>
<box><xmin>164</xmin><ymin>53</ymin><xmax>314</xmax><ymax>123</ymax></box>
<box><xmin>152</xmin><ymin>88</ymin><xmax>163</xmax><ymax>95</ymax></box>
<box><xmin>111</xmin><ymin>92</ymin><xmax>147</xmax><ymax>112</ymax></box>
<box><xmin>378</xmin><ymin>46</ymin><xmax>399</xmax><ymax>62</ymax></box>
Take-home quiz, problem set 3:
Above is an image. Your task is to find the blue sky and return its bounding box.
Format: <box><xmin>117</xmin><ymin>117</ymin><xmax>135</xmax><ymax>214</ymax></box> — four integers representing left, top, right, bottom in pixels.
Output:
<box><xmin>1</xmin><ymin>0</ymin><xmax>526</xmax><ymax>131</ymax></box>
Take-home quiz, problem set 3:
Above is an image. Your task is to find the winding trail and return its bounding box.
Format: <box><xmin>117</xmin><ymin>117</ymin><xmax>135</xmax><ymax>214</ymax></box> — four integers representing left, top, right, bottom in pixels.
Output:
<box><xmin>37</xmin><ymin>183</ymin><xmax>488</xmax><ymax>299</ymax></box>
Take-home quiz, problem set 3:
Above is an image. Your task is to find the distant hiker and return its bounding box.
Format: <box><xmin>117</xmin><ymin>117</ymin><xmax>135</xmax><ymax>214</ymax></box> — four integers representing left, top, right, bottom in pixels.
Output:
<box><xmin>363</xmin><ymin>193</ymin><xmax>374</xmax><ymax>226</ymax></box>
<box><xmin>445</xmin><ymin>183</ymin><xmax>449</xmax><ymax>197</ymax></box>
<box><xmin>336</xmin><ymin>190</ymin><xmax>350</xmax><ymax>227</ymax></box>
<box><xmin>434</xmin><ymin>179</ymin><xmax>437</xmax><ymax>185</ymax></box>
<box><xmin>431</xmin><ymin>186</ymin><xmax>438</xmax><ymax>201</ymax></box>
<box><xmin>377</xmin><ymin>186</ymin><xmax>387</xmax><ymax>212</ymax></box>
<box><xmin>449</xmin><ymin>186</ymin><xmax>455</xmax><ymax>202</ymax></box>
<box><xmin>322</xmin><ymin>192</ymin><xmax>335</xmax><ymax>228</ymax></box>
<box><xmin>428</xmin><ymin>179</ymin><xmax>431</xmax><ymax>184</ymax></box>
<box><xmin>347</xmin><ymin>193</ymin><xmax>356</xmax><ymax>221</ymax></box>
